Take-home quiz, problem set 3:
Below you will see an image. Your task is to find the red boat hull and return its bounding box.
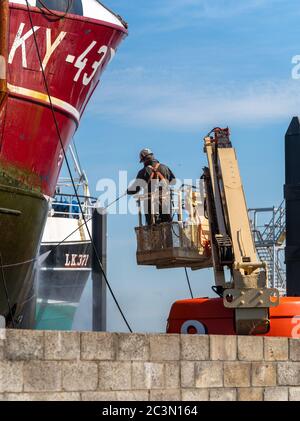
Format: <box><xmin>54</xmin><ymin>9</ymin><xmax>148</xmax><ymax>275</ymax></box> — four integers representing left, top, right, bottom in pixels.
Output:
<box><xmin>1</xmin><ymin>4</ymin><xmax>127</xmax><ymax>196</ymax></box>
<box><xmin>0</xmin><ymin>4</ymin><xmax>126</xmax><ymax>326</ymax></box>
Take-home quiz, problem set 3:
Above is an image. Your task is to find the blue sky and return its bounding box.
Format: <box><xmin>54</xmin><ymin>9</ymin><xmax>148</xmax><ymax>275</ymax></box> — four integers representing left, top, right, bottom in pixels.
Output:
<box><xmin>73</xmin><ymin>0</ymin><xmax>300</xmax><ymax>332</ymax></box>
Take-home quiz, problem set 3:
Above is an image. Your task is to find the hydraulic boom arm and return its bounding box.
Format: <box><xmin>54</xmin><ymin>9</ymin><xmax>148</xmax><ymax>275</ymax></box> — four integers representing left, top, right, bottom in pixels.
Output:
<box><xmin>203</xmin><ymin>128</ymin><xmax>280</xmax><ymax>334</ymax></box>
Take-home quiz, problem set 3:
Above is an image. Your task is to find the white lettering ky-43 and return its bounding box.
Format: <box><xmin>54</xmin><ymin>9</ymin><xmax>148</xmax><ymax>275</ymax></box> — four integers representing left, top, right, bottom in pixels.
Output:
<box><xmin>8</xmin><ymin>23</ymin><xmax>115</xmax><ymax>86</ymax></box>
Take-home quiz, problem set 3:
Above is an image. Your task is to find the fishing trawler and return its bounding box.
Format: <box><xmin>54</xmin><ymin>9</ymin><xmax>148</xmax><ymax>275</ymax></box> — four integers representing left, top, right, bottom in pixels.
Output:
<box><xmin>0</xmin><ymin>0</ymin><xmax>127</xmax><ymax>327</ymax></box>
<box><xmin>36</xmin><ymin>143</ymin><xmax>95</xmax><ymax>330</ymax></box>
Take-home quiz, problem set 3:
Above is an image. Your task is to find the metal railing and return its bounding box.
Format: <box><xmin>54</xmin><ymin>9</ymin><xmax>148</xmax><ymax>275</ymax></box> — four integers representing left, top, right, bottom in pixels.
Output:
<box><xmin>50</xmin><ymin>193</ymin><xmax>97</xmax><ymax>220</ymax></box>
<box><xmin>249</xmin><ymin>201</ymin><xmax>285</xmax><ymax>246</ymax></box>
<box><xmin>134</xmin><ymin>185</ymin><xmax>212</xmax><ymax>269</ymax></box>
<box><xmin>136</xmin><ymin>185</ymin><xmax>205</xmax><ymax>227</ymax></box>
<box><xmin>248</xmin><ymin>202</ymin><xmax>286</xmax><ymax>293</ymax></box>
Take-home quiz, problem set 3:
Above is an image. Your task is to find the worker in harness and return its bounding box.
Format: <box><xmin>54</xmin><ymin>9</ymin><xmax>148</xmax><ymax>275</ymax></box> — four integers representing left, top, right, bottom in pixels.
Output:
<box><xmin>127</xmin><ymin>148</ymin><xmax>176</xmax><ymax>225</ymax></box>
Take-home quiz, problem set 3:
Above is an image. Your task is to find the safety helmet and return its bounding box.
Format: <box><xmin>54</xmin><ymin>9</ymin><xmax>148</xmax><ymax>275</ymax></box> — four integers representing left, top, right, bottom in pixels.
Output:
<box><xmin>139</xmin><ymin>148</ymin><xmax>153</xmax><ymax>163</ymax></box>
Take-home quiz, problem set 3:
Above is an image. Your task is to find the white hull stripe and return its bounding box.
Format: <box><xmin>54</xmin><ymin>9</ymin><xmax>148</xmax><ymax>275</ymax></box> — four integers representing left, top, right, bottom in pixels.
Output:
<box><xmin>40</xmin><ymin>267</ymin><xmax>91</xmax><ymax>271</ymax></box>
<box><xmin>37</xmin><ymin>298</ymin><xmax>77</xmax><ymax>306</ymax></box>
<box><xmin>7</xmin><ymin>83</ymin><xmax>80</xmax><ymax>123</ymax></box>
<box><xmin>41</xmin><ymin>241</ymin><xmax>91</xmax><ymax>246</ymax></box>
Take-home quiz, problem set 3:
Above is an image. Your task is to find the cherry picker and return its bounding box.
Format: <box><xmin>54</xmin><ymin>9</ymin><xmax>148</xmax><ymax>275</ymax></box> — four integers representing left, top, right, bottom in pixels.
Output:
<box><xmin>135</xmin><ymin>127</ymin><xmax>300</xmax><ymax>336</ymax></box>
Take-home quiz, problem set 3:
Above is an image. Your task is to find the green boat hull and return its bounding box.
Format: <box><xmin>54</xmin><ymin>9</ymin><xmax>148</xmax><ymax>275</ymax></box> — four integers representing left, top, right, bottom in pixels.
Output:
<box><xmin>0</xmin><ymin>182</ymin><xmax>48</xmax><ymax>327</ymax></box>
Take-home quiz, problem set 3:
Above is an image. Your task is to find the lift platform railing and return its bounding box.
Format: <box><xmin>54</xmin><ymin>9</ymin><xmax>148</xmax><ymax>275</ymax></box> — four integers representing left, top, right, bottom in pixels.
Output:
<box><xmin>134</xmin><ymin>186</ymin><xmax>212</xmax><ymax>269</ymax></box>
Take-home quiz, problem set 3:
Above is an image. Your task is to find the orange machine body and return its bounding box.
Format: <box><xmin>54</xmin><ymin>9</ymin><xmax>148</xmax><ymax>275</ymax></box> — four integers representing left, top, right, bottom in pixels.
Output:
<box><xmin>167</xmin><ymin>297</ymin><xmax>300</xmax><ymax>337</ymax></box>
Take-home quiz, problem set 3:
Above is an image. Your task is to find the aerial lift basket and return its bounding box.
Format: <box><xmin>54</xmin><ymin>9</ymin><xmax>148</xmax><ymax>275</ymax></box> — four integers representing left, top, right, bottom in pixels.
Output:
<box><xmin>135</xmin><ymin>187</ymin><xmax>212</xmax><ymax>270</ymax></box>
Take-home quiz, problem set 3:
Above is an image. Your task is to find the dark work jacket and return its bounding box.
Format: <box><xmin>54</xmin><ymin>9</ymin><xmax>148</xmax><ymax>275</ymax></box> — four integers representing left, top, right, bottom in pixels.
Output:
<box><xmin>127</xmin><ymin>158</ymin><xmax>176</xmax><ymax>195</ymax></box>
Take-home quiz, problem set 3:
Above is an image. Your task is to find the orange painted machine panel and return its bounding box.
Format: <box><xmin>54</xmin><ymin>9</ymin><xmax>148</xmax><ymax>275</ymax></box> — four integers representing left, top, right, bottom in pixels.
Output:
<box><xmin>167</xmin><ymin>297</ymin><xmax>300</xmax><ymax>337</ymax></box>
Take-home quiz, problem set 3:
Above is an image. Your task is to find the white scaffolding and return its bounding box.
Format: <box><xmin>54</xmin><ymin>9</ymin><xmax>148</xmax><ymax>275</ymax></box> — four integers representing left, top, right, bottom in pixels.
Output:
<box><xmin>248</xmin><ymin>201</ymin><xmax>286</xmax><ymax>294</ymax></box>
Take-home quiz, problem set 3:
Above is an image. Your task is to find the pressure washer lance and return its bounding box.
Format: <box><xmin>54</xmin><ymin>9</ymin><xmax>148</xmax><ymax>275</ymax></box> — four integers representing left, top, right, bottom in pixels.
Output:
<box><xmin>96</xmin><ymin>191</ymin><xmax>128</xmax><ymax>213</ymax></box>
<box><xmin>11</xmin><ymin>193</ymin><xmax>129</xmax><ymax>269</ymax></box>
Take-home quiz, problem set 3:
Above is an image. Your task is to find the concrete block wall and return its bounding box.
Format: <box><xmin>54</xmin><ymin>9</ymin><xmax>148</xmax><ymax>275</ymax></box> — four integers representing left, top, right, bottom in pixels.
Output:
<box><xmin>0</xmin><ymin>330</ymin><xmax>300</xmax><ymax>401</ymax></box>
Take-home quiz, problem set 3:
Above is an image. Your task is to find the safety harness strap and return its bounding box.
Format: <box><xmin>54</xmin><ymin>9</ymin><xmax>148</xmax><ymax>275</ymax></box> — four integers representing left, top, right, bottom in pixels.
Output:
<box><xmin>148</xmin><ymin>163</ymin><xmax>166</xmax><ymax>182</ymax></box>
